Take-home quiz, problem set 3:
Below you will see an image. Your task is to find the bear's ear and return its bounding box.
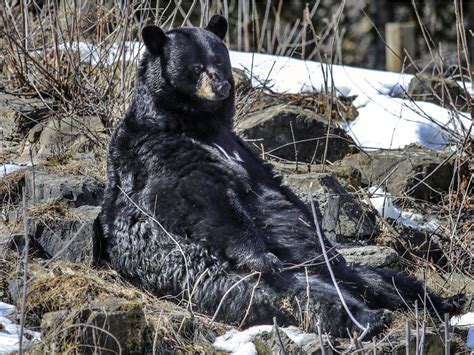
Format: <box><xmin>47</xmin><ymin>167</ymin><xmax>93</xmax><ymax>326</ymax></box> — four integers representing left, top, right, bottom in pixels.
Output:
<box><xmin>205</xmin><ymin>15</ymin><xmax>227</xmax><ymax>40</ymax></box>
<box><xmin>142</xmin><ymin>25</ymin><xmax>167</xmax><ymax>55</ymax></box>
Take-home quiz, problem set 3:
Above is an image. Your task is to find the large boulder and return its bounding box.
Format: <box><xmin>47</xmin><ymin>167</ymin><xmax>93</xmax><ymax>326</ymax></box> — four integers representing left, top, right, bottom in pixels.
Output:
<box><xmin>0</xmin><ymin>91</ymin><xmax>53</xmax><ymax>159</ymax></box>
<box><xmin>338</xmin><ymin>145</ymin><xmax>467</xmax><ymax>202</ymax></box>
<box><xmin>8</xmin><ymin>170</ymin><xmax>106</xmax><ymax>263</ymax></box>
<box><xmin>284</xmin><ymin>173</ymin><xmax>377</xmax><ymax>242</ymax></box>
<box><xmin>26</xmin><ymin>204</ymin><xmax>100</xmax><ymax>263</ymax></box>
<box><xmin>24</xmin><ymin>170</ymin><xmax>104</xmax><ymax>208</ymax></box>
<box><xmin>339</xmin><ymin>245</ymin><xmax>399</xmax><ymax>268</ymax></box>
<box><xmin>236</xmin><ymin>105</ymin><xmax>356</xmax><ymax>163</ymax></box>
<box><xmin>41</xmin><ymin>298</ymin><xmax>146</xmax><ymax>354</ymax></box>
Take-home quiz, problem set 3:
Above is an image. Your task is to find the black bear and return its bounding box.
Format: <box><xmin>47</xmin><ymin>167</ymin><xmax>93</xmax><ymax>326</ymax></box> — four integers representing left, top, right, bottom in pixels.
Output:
<box><xmin>98</xmin><ymin>15</ymin><xmax>463</xmax><ymax>338</ymax></box>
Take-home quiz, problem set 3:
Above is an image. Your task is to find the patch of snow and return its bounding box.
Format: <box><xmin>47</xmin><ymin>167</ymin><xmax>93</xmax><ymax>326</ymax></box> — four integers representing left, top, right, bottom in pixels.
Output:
<box><xmin>451</xmin><ymin>312</ymin><xmax>474</xmax><ymax>327</ymax></box>
<box><xmin>229</xmin><ymin>51</ymin><xmax>414</xmax><ymax>106</ymax></box>
<box><xmin>346</xmin><ymin>95</ymin><xmax>471</xmax><ymax>150</ymax></box>
<box><xmin>368</xmin><ymin>186</ymin><xmax>421</xmax><ymax>229</ymax></box>
<box><xmin>400</xmin><ymin>211</ymin><xmax>440</xmax><ymax>231</ymax></box>
<box><xmin>0</xmin><ymin>302</ymin><xmax>41</xmax><ymax>353</ymax></box>
<box><xmin>281</xmin><ymin>326</ymin><xmax>317</xmax><ymax>346</ymax></box>
<box><xmin>57</xmin><ymin>41</ymin><xmax>143</xmax><ymax>66</ymax></box>
<box><xmin>213</xmin><ymin>325</ymin><xmax>316</xmax><ymax>354</ymax></box>
<box><xmin>0</xmin><ymin>164</ymin><xmax>25</xmax><ymax>177</ymax></box>
<box><xmin>0</xmin><ymin>302</ymin><xmax>16</xmax><ymax>320</ymax></box>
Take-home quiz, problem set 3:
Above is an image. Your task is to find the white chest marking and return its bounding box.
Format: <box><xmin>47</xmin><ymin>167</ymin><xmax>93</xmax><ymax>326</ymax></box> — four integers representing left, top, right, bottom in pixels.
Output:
<box><xmin>213</xmin><ymin>144</ymin><xmax>244</xmax><ymax>162</ymax></box>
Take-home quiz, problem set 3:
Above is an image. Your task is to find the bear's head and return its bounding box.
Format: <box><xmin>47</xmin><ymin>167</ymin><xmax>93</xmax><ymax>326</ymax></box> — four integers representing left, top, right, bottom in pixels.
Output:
<box><xmin>140</xmin><ymin>15</ymin><xmax>233</xmax><ymax>114</ymax></box>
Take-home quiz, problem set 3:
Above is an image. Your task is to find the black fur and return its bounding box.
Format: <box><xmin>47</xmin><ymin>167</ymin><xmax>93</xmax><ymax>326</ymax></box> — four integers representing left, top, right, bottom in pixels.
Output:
<box><xmin>98</xmin><ymin>16</ymin><xmax>463</xmax><ymax>338</ymax></box>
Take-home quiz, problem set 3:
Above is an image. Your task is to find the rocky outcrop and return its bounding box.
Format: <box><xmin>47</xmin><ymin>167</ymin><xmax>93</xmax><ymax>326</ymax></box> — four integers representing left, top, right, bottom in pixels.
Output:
<box><xmin>2</xmin><ymin>170</ymin><xmax>105</xmax><ymax>263</ymax></box>
<box><xmin>26</xmin><ymin>204</ymin><xmax>100</xmax><ymax>263</ymax></box>
<box><xmin>273</xmin><ymin>161</ymin><xmax>363</xmax><ymax>190</ymax></box>
<box><xmin>0</xmin><ymin>91</ymin><xmax>53</xmax><ymax>160</ymax></box>
<box><xmin>236</xmin><ymin>105</ymin><xmax>356</xmax><ymax>163</ymax></box>
<box><xmin>24</xmin><ymin>170</ymin><xmax>104</xmax><ymax>208</ymax></box>
<box><xmin>338</xmin><ymin>145</ymin><xmax>467</xmax><ymax>202</ymax></box>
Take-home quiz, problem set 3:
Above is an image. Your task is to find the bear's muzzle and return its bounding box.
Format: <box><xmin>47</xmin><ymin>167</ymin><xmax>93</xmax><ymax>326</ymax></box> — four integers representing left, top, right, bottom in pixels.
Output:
<box><xmin>196</xmin><ymin>72</ymin><xmax>230</xmax><ymax>100</ymax></box>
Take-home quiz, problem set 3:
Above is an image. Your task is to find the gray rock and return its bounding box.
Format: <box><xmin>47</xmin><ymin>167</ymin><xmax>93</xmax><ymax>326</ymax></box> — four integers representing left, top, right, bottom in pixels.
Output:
<box><xmin>41</xmin><ymin>298</ymin><xmax>146</xmax><ymax>354</ymax></box>
<box><xmin>415</xmin><ymin>272</ymin><xmax>474</xmax><ymax>312</ymax></box>
<box><xmin>338</xmin><ymin>145</ymin><xmax>467</xmax><ymax>203</ymax></box>
<box><xmin>284</xmin><ymin>173</ymin><xmax>377</xmax><ymax>242</ymax></box>
<box><xmin>273</xmin><ymin>161</ymin><xmax>363</xmax><ymax>191</ymax></box>
<box><xmin>25</xmin><ymin>170</ymin><xmax>104</xmax><ymax>208</ymax></box>
<box><xmin>26</xmin><ymin>205</ymin><xmax>100</xmax><ymax>263</ymax></box>
<box><xmin>339</xmin><ymin>246</ymin><xmax>399</xmax><ymax>268</ymax></box>
<box><xmin>236</xmin><ymin>105</ymin><xmax>356</xmax><ymax>163</ymax></box>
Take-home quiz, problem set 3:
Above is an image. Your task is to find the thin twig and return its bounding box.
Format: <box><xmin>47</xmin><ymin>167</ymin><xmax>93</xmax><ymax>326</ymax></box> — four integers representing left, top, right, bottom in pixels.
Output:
<box><xmin>273</xmin><ymin>317</ymin><xmax>288</xmax><ymax>355</ymax></box>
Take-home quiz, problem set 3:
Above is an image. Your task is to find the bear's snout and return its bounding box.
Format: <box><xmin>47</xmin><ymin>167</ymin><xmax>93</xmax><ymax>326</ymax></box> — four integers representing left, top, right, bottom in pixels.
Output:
<box><xmin>212</xmin><ymin>80</ymin><xmax>230</xmax><ymax>99</ymax></box>
<box><xmin>196</xmin><ymin>72</ymin><xmax>230</xmax><ymax>100</ymax></box>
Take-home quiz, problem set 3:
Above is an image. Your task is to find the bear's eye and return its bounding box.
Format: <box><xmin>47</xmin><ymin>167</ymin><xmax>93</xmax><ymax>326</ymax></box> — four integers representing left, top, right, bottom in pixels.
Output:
<box><xmin>192</xmin><ymin>64</ymin><xmax>203</xmax><ymax>75</ymax></box>
<box><xmin>213</xmin><ymin>57</ymin><xmax>223</xmax><ymax>67</ymax></box>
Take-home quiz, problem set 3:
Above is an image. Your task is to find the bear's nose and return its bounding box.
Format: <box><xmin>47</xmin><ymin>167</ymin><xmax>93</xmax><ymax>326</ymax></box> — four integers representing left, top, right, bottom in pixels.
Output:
<box><xmin>213</xmin><ymin>80</ymin><xmax>231</xmax><ymax>98</ymax></box>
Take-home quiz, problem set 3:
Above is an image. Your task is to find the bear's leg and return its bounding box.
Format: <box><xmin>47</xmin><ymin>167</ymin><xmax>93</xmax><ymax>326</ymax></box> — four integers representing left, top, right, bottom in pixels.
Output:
<box><xmin>275</xmin><ymin>272</ymin><xmax>392</xmax><ymax>338</ymax></box>
<box><xmin>102</xmin><ymin>220</ymin><xmax>295</xmax><ymax>327</ymax></box>
<box><xmin>330</xmin><ymin>264</ymin><xmax>465</xmax><ymax>316</ymax></box>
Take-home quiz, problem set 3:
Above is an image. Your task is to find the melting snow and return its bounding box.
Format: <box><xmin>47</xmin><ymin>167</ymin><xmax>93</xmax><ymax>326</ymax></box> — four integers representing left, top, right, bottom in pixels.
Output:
<box><xmin>468</xmin><ymin>328</ymin><xmax>474</xmax><ymax>349</ymax></box>
<box><xmin>451</xmin><ymin>312</ymin><xmax>474</xmax><ymax>327</ymax></box>
<box><xmin>0</xmin><ymin>302</ymin><xmax>41</xmax><ymax>353</ymax></box>
<box><xmin>213</xmin><ymin>325</ymin><xmax>316</xmax><ymax>354</ymax></box>
<box><xmin>0</xmin><ymin>164</ymin><xmax>25</xmax><ymax>177</ymax></box>
<box><xmin>368</xmin><ymin>186</ymin><xmax>420</xmax><ymax>229</ymax></box>
<box><xmin>229</xmin><ymin>51</ymin><xmax>472</xmax><ymax>151</ymax></box>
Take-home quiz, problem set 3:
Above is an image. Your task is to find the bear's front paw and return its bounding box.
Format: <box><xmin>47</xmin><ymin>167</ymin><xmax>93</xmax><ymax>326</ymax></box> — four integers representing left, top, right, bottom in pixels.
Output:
<box><xmin>358</xmin><ymin>309</ymin><xmax>392</xmax><ymax>338</ymax></box>
<box><xmin>241</xmin><ymin>251</ymin><xmax>283</xmax><ymax>274</ymax></box>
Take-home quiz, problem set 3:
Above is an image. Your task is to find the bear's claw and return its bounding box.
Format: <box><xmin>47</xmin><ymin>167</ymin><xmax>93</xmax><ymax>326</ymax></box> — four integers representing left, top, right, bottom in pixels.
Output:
<box><xmin>241</xmin><ymin>251</ymin><xmax>283</xmax><ymax>274</ymax></box>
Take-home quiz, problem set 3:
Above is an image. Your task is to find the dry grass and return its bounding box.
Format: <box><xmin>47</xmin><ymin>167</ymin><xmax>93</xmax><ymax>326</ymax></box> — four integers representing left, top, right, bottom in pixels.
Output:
<box><xmin>2</xmin><ymin>256</ymin><xmax>229</xmax><ymax>352</ymax></box>
<box><xmin>24</xmin><ymin>263</ymin><xmax>144</xmax><ymax>316</ymax></box>
<box><xmin>0</xmin><ymin>170</ymin><xmax>25</xmax><ymax>205</ymax></box>
<box><xmin>28</xmin><ymin>199</ymin><xmax>84</xmax><ymax>223</ymax></box>
<box><xmin>44</xmin><ymin>156</ymin><xmax>107</xmax><ymax>183</ymax></box>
